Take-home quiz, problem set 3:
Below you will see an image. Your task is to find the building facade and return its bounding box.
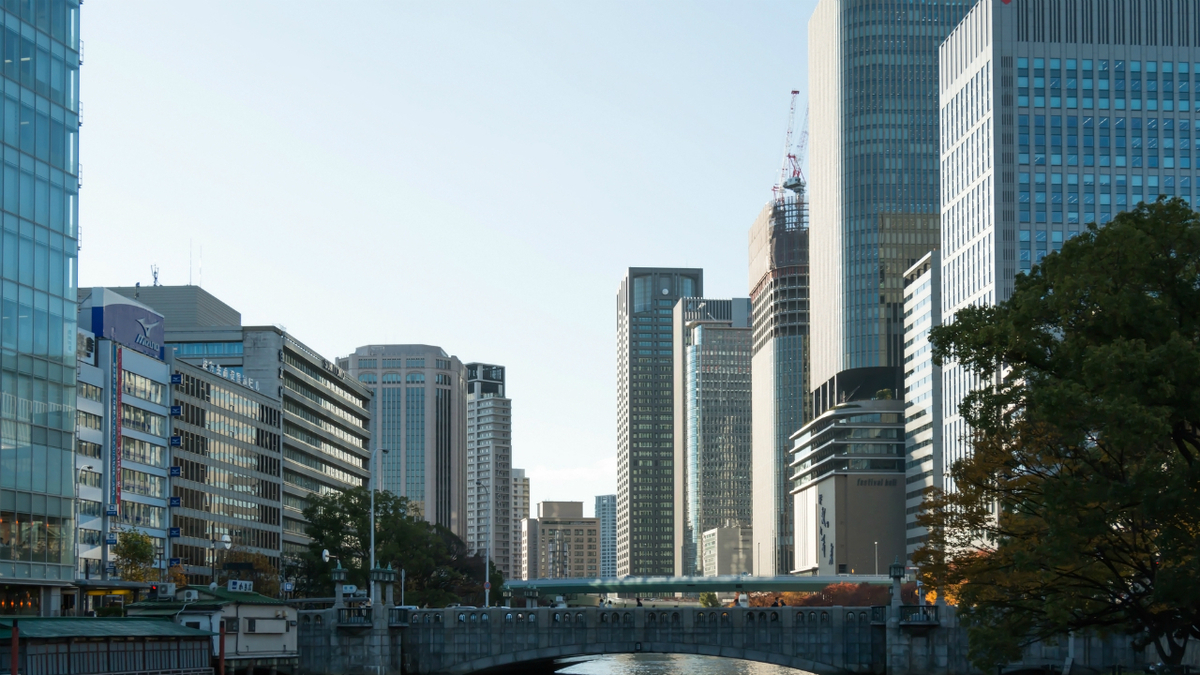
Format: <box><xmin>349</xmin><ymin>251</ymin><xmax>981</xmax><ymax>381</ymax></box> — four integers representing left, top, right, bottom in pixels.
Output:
<box><xmin>902</xmin><ymin>253</ymin><xmax>941</xmax><ymax>558</ymax></box>
<box><xmin>701</xmin><ymin>527</ymin><xmax>753</xmax><ymax>577</ymax></box>
<box><xmin>671</xmin><ymin>298</ymin><xmax>752</xmax><ymax>577</ymax></box>
<box><xmin>523</xmin><ymin>502</ymin><xmax>599</xmax><ymax>579</ymax></box>
<box><xmin>512</xmin><ymin>469</ymin><xmax>529</xmax><ymax>579</ymax></box>
<box><xmin>615</xmin><ymin>267</ymin><xmax>702</xmax><ymax>577</ymax></box>
<box><xmin>108</xmin><ymin>286</ymin><xmax>373</xmax><ymax>563</ymax></box>
<box><xmin>73</xmin><ymin>290</ymin><xmax>171</xmax><ymax>613</ymax></box>
<box><xmin>464</xmin><ymin>363</ymin><xmax>513</xmax><ymax>577</ymax></box>
<box><xmin>747</xmin><ymin>197</ymin><xmax>811</xmax><ymax>577</ymax></box>
<box><xmin>340</xmin><ymin>345</ymin><xmax>466</xmax><ymax>537</ymax></box>
<box><xmin>594</xmin><ymin>494</ymin><xmax>616</xmax><ymax>578</ymax></box>
<box><xmin>0</xmin><ymin>0</ymin><xmax>83</xmax><ymax>616</ymax></box>
<box><xmin>808</xmin><ymin>0</ymin><xmax>971</xmax><ymax>417</ymax></box>
<box><xmin>938</xmin><ymin>0</ymin><xmax>1200</xmax><ymax>497</ymax></box>
<box><xmin>169</xmin><ymin>357</ymin><xmax>284</xmax><ymax>585</ymax></box>
<box><xmin>790</xmin><ymin>398</ymin><xmax>906</xmax><ymax>576</ymax></box>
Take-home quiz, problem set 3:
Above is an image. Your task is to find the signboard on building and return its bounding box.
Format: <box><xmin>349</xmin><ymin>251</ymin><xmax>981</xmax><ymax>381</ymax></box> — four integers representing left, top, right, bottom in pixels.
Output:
<box><xmin>227</xmin><ymin>580</ymin><xmax>254</xmax><ymax>593</ymax></box>
<box><xmin>79</xmin><ymin>288</ymin><xmax>166</xmax><ymax>360</ymax></box>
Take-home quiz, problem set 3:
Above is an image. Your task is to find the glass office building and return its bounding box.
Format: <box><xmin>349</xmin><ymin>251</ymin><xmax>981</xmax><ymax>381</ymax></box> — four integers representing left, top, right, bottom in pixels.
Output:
<box><xmin>902</xmin><ymin>253</ymin><xmax>941</xmax><ymax>558</ymax></box>
<box><xmin>0</xmin><ymin>0</ymin><xmax>81</xmax><ymax>616</ymax></box>
<box><xmin>808</xmin><ymin>0</ymin><xmax>973</xmax><ymax>415</ymax></box>
<box><xmin>594</xmin><ymin>494</ymin><xmax>615</xmax><ymax>578</ymax></box>
<box><xmin>615</xmin><ymin>267</ymin><xmax>702</xmax><ymax>577</ymax></box>
<box><xmin>938</xmin><ymin>0</ymin><xmax>1200</xmax><ymax>491</ymax></box>
<box><xmin>340</xmin><ymin>345</ymin><xmax>467</xmax><ymax>538</ymax></box>
<box><xmin>671</xmin><ymin>298</ymin><xmax>752</xmax><ymax>577</ymax></box>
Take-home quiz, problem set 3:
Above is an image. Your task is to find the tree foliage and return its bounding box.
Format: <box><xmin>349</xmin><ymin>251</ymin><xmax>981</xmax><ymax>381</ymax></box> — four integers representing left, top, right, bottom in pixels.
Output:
<box><xmin>698</xmin><ymin>592</ymin><xmax>720</xmax><ymax>608</ymax></box>
<box><xmin>291</xmin><ymin>487</ymin><xmax>502</xmax><ymax>607</ymax></box>
<box><xmin>113</xmin><ymin>529</ymin><xmax>155</xmax><ymax>582</ymax></box>
<box><xmin>217</xmin><ymin>548</ymin><xmax>280</xmax><ymax>597</ymax></box>
<box><xmin>916</xmin><ymin>199</ymin><xmax>1200</xmax><ymax>669</ymax></box>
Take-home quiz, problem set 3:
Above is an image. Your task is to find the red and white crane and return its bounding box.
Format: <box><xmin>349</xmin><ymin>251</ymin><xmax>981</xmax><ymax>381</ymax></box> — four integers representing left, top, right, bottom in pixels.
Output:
<box><xmin>774</xmin><ymin>90</ymin><xmax>809</xmax><ymax>198</ymax></box>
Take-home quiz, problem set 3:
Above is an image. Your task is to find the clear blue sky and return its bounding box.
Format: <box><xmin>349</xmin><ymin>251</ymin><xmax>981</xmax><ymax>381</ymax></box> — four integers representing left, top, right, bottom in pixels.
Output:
<box><xmin>79</xmin><ymin>1</ymin><xmax>818</xmax><ymax>514</ymax></box>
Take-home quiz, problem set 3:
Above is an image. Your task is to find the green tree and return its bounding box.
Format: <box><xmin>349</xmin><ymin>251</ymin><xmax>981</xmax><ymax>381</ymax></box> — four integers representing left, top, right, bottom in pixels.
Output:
<box><xmin>297</xmin><ymin>487</ymin><xmax>502</xmax><ymax>607</ymax></box>
<box><xmin>112</xmin><ymin>529</ymin><xmax>155</xmax><ymax>582</ymax></box>
<box><xmin>216</xmin><ymin>548</ymin><xmax>281</xmax><ymax>597</ymax></box>
<box><xmin>916</xmin><ymin>198</ymin><xmax>1200</xmax><ymax>669</ymax></box>
<box><xmin>698</xmin><ymin>592</ymin><xmax>720</xmax><ymax>608</ymax></box>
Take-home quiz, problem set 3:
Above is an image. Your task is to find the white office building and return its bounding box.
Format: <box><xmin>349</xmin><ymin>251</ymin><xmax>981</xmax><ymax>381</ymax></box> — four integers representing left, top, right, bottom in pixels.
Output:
<box><xmin>902</xmin><ymin>253</ymin><xmax>942</xmax><ymax>558</ymax></box>
<box><xmin>939</xmin><ymin>0</ymin><xmax>1200</xmax><ymax>488</ymax></box>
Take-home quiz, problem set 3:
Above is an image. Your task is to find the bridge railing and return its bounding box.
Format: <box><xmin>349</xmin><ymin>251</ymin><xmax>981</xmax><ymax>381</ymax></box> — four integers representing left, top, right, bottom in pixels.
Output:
<box><xmin>337</xmin><ymin>607</ymin><xmax>373</xmax><ymax>626</ymax></box>
<box><xmin>899</xmin><ymin>605</ymin><xmax>938</xmax><ymax>624</ymax></box>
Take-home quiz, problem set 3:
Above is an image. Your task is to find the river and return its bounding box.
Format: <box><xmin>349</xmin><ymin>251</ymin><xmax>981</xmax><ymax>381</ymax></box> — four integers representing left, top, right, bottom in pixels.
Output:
<box><xmin>556</xmin><ymin>653</ymin><xmax>813</xmax><ymax>674</ymax></box>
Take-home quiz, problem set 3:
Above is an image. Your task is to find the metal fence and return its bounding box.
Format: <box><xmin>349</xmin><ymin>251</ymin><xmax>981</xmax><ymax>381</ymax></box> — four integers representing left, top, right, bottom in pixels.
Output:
<box><xmin>0</xmin><ymin>638</ymin><xmax>212</xmax><ymax>675</ymax></box>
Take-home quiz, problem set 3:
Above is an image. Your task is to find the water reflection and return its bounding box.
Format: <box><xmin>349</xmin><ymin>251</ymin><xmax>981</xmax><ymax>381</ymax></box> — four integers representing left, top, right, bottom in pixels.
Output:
<box><xmin>558</xmin><ymin>653</ymin><xmax>813</xmax><ymax>675</ymax></box>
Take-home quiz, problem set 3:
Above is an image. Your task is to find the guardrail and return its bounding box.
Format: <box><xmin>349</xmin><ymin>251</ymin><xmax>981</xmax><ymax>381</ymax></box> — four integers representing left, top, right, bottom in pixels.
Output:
<box><xmin>337</xmin><ymin>607</ymin><xmax>373</xmax><ymax>626</ymax></box>
<box><xmin>898</xmin><ymin>605</ymin><xmax>939</xmax><ymax>624</ymax></box>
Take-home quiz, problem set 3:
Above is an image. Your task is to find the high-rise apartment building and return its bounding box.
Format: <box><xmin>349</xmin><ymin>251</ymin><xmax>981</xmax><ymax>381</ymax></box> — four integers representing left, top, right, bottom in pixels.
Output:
<box><xmin>808</xmin><ymin>0</ymin><xmax>973</xmax><ymax>419</ymax></box>
<box><xmin>340</xmin><ymin>345</ymin><xmax>466</xmax><ymax>537</ymax></box>
<box><xmin>615</xmin><ymin>268</ymin><xmax>702</xmax><ymax>577</ymax></box>
<box><xmin>701</xmin><ymin>526</ymin><xmax>753</xmax><ymax>577</ymax></box>
<box><xmin>0</xmin><ymin>0</ymin><xmax>82</xmax><ymax>616</ymax></box>
<box><xmin>747</xmin><ymin>197</ymin><xmax>811</xmax><ymax>576</ymax></box>
<box><xmin>672</xmin><ymin>298</ymin><xmax>752</xmax><ymax>577</ymax></box>
<box><xmin>109</xmin><ymin>286</ymin><xmax>373</xmax><ymax>562</ymax></box>
<box><xmin>512</xmin><ymin>469</ymin><xmax>529</xmax><ymax>579</ymax></box>
<box><xmin>790</xmin><ymin>398</ymin><xmax>906</xmax><ymax>576</ymax></box>
<box><xmin>594</xmin><ymin>494</ymin><xmax>616</xmax><ymax>578</ymax></box>
<box><xmin>938</xmin><ymin>0</ymin><xmax>1200</xmax><ymax>497</ymax></box>
<box><xmin>464</xmin><ymin>363</ymin><xmax>513</xmax><ymax>577</ymax></box>
<box><xmin>73</xmin><ymin>290</ymin><xmax>171</xmax><ymax>614</ymax></box>
<box><xmin>902</xmin><ymin>253</ymin><xmax>941</xmax><ymax>558</ymax></box>
<box><xmin>523</xmin><ymin>502</ymin><xmax>599</xmax><ymax>579</ymax></box>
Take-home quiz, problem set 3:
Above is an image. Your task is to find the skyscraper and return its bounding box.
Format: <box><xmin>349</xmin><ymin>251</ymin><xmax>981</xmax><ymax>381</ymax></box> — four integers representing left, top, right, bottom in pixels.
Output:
<box><xmin>902</xmin><ymin>252</ymin><xmax>941</xmax><ymax>557</ymax></box>
<box><xmin>464</xmin><ymin>363</ymin><xmax>513</xmax><ymax>578</ymax></box>
<box><xmin>938</xmin><ymin>0</ymin><xmax>1200</xmax><ymax>500</ymax></box>
<box><xmin>616</xmin><ymin>268</ymin><xmax>702</xmax><ymax>577</ymax></box>
<box><xmin>523</xmin><ymin>502</ymin><xmax>599</xmax><ymax>579</ymax></box>
<box><xmin>808</xmin><ymin>0</ymin><xmax>974</xmax><ymax>418</ymax></box>
<box><xmin>594</xmin><ymin>494</ymin><xmax>616</xmax><ymax>578</ymax></box>
<box><xmin>748</xmin><ymin>197</ymin><xmax>811</xmax><ymax>577</ymax></box>
<box><xmin>672</xmin><ymin>298</ymin><xmax>753</xmax><ymax>577</ymax></box>
<box><xmin>340</xmin><ymin>345</ymin><xmax>467</xmax><ymax>537</ymax></box>
<box><xmin>512</xmin><ymin>469</ymin><xmax>530</xmax><ymax>578</ymax></box>
<box><xmin>0</xmin><ymin>0</ymin><xmax>82</xmax><ymax>616</ymax></box>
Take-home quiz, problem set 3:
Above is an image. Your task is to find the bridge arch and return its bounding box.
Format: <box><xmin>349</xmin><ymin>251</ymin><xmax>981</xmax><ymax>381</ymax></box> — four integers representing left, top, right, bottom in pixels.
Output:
<box><xmin>399</xmin><ymin>606</ymin><xmax>879</xmax><ymax>675</ymax></box>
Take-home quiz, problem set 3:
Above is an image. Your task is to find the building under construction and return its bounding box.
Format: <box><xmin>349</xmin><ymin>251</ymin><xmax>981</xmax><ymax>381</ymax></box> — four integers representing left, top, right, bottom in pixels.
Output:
<box><xmin>748</xmin><ymin>182</ymin><xmax>811</xmax><ymax>577</ymax></box>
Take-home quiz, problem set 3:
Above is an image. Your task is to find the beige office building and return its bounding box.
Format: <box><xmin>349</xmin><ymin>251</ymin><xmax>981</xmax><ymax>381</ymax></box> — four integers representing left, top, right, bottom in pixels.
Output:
<box><xmin>701</xmin><ymin>527</ymin><xmax>754</xmax><ymax>577</ymax></box>
<box><xmin>521</xmin><ymin>502</ymin><xmax>599</xmax><ymax>579</ymax></box>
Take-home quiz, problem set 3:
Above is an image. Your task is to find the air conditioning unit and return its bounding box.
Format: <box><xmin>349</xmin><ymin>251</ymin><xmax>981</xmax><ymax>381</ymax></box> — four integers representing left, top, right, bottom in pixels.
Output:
<box><xmin>153</xmin><ymin>583</ymin><xmax>176</xmax><ymax>600</ymax></box>
<box><xmin>182</xmin><ymin>590</ymin><xmax>199</xmax><ymax>602</ymax></box>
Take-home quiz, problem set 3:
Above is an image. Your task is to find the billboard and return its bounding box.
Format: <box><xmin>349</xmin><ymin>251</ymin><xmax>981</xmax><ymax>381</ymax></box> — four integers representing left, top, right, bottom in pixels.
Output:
<box><xmin>79</xmin><ymin>288</ymin><xmax>166</xmax><ymax>360</ymax></box>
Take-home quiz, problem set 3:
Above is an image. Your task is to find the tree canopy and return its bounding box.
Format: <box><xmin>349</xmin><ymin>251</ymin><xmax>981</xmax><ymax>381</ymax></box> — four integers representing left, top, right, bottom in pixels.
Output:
<box><xmin>290</xmin><ymin>487</ymin><xmax>502</xmax><ymax>607</ymax></box>
<box><xmin>916</xmin><ymin>198</ymin><xmax>1200</xmax><ymax>669</ymax></box>
<box><xmin>113</xmin><ymin>529</ymin><xmax>155</xmax><ymax>582</ymax></box>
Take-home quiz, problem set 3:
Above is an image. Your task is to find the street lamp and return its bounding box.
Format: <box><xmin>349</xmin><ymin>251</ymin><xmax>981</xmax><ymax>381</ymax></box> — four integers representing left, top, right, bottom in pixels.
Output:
<box><xmin>476</xmin><ymin>479</ymin><xmax>491</xmax><ymax>609</ymax></box>
<box><xmin>369</xmin><ymin>447</ymin><xmax>389</xmax><ymax>603</ymax></box>
<box><xmin>211</xmin><ymin>533</ymin><xmax>231</xmax><ymax>586</ymax></box>
<box><xmin>874</xmin><ymin>541</ymin><xmax>879</xmax><ymax>576</ymax></box>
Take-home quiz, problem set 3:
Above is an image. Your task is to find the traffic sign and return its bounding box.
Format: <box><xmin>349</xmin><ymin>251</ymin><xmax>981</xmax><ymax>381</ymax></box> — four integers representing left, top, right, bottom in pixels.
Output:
<box><xmin>282</xmin><ymin>582</ymin><xmax>294</xmax><ymax>593</ymax></box>
<box><xmin>484</xmin><ymin>582</ymin><xmax>491</xmax><ymax>590</ymax></box>
<box><xmin>169</xmin><ymin>558</ymin><xmax>181</xmax><ymax>567</ymax></box>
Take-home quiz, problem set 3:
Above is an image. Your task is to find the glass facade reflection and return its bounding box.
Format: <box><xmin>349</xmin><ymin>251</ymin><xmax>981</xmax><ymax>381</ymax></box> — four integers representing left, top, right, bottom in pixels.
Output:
<box><xmin>809</xmin><ymin>0</ymin><xmax>972</xmax><ymax>394</ymax></box>
<box><xmin>0</xmin><ymin>0</ymin><xmax>81</xmax><ymax>614</ymax></box>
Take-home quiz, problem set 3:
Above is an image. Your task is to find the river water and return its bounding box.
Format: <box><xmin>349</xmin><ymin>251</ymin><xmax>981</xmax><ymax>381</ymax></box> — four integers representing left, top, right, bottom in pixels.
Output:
<box><xmin>556</xmin><ymin>653</ymin><xmax>812</xmax><ymax>675</ymax></box>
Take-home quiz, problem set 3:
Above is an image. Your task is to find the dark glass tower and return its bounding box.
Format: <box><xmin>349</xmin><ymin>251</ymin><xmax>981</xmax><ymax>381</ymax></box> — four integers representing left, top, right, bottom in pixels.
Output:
<box><xmin>809</xmin><ymin>0</ymin><xmax>975</xmax><ymax>415</ymax></box>
<box><xmin>615</xmin><ymin>267</ymin><xmax>702</xmax><ymax>577</ymax></box>
<box><xmin>0</xmin><ymin>0</ymin><xmax>82</xmax><ymax>615</ymax></box>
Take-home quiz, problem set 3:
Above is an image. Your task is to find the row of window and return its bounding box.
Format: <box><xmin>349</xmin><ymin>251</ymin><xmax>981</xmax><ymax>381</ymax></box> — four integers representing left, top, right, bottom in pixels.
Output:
<box><xmin>175</xmin><ymin>429</ymin><xmax>280</xmax><ymax>476</ymax></box>
<box><xmin>1018</xmin><ymin>58</ymin><xmax>1198</xmax><ymax>75</ymax></box>
<box><xmin>174</xmin><ymin>456</ymin><xmax>279</xmax><ymax>500</ymax></box>
<box><xmin>173</xmin><ymin>485</ymin><xmax>280</xmax><ymax>526</ymax></box>
<box><xmin>78</xmin><ymin>499</ymin><xmax>167</xmax><ymax>529</ymax></box>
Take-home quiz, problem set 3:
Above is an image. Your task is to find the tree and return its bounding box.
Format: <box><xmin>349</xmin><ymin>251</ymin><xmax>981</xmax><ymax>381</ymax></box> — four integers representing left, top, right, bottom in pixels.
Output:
<box><xmin>217</xmin><ymin>548</ymin><xmax>280</xmax><ymax>597</ymax></box>
<box><xmin>698</xmin><ymin>592</ymin><xmax>720</xmax><ymax>608</ymax></box>
<box><xmin>298</xmin><ymin>487</ymin><xmax>501</xmax><ymax>607</ymax></box>
<box><xmin>168</xmin><ymin>564</ymin><xmax>188</xmax><ymax>589</ymax></box>
<box><xmin>917</xmin><ymin>198</ymin><xmax>1200</xmax><ymax>669</ymax></box>
<box><xmin>112</xmin><ymin>529</ymin><xmax>155</xmax><ymax>582</ymax></box>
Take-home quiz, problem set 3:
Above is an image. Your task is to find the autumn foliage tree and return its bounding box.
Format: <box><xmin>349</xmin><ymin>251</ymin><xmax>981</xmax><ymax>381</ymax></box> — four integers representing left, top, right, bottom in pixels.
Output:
<box><xmin>916</xmin><ymin>198</ymin><xmax>1200</xmax><ymax>669</ymax></box>
<box><xmin>112</xmin><ymin>529</ymin><xmax>155</xmax><ymax>582</ymax></box>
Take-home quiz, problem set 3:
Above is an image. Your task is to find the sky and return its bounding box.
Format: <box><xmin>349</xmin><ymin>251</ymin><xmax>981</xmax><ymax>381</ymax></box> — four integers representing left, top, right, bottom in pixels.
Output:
<box><xmin>79</xmin><ymin>0</ymin><xmax>819</xmax><ymax>516</ymax></box>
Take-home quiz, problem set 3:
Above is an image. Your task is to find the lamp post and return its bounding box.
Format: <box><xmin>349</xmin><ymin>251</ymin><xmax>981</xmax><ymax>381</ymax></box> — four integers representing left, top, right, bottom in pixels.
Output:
<box><xmin>476</xmin><ymin>479</ymin><xmax>491</xmax><ymax>608</ymax></box>
<box><xmin>211</xmin><ymin>533</ymin><xmax>231</xmax><ymax>586</ymax></box>
<box><xmin>874</xmin><ymin>541</ymin><xmax>879</xmax><ymax>576</ymax></box>
<box><xmin>369</xmin><ymin>447</ymin><xmax>389</xmax><ymax>603</ymax></box>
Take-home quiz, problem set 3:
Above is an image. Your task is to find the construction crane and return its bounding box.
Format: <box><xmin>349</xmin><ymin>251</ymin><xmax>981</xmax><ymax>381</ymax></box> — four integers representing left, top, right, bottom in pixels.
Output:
<box><xmin>773</xmin><ymin>90</ymin><xmax>809</xmax><ymax>197</ymax></box>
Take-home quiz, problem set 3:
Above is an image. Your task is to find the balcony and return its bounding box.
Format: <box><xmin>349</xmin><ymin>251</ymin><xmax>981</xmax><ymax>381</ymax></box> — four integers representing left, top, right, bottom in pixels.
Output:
<box><xmin>337</xmin><ymin>607</ymin><xmax>373</xmax><ymax>629</ymax></box>
<box><xmin>898</xmin><ymin>605</ymin><xmax>939</xmax><ymax>634</ymax></box>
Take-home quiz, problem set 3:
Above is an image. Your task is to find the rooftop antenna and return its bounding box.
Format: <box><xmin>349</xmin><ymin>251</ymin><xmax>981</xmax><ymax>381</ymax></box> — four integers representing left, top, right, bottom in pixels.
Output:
<box><xmin>151</xmin><ymin>265</ymin><xmax>159</xmax><ymax>287</ymax></box>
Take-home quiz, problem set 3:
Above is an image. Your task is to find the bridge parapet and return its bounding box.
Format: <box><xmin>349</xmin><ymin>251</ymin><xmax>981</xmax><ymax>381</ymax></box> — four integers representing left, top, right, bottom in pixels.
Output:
<box><xmin>400</xmin><ymin>605</ymin><xmax>882</xmax><ymax>675</ymax></box>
